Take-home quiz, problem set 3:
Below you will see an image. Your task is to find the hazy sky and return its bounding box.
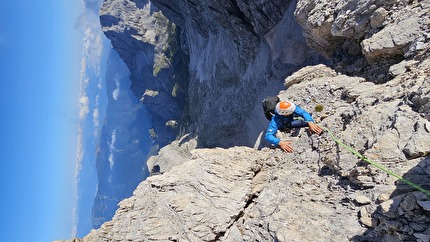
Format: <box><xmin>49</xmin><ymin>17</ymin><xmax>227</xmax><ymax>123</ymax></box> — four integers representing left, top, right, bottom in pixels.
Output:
<box><xmin>0</xmin><ymin>0</ymin><xmax>102</xmax><ymax>241</ymax></box>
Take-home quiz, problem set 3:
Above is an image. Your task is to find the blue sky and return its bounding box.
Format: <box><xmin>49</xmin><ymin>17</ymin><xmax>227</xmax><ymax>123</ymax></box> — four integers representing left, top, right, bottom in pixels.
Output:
<box><xmin>0</xmin><ymin>0</ymin><xmax>106</xmax><ymax>241</ymax></box>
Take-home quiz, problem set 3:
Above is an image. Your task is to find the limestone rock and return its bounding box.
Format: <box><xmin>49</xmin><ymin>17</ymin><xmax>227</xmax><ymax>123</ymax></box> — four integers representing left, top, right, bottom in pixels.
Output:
<box><xmin>149</xmin><ymin>0</ymin><xmax>325</xmax><ymax>147</ymax></box>
<box><xmin>147</xmin><ymin>134</ymin><xmax>197</xmax><ymax>174</ymax></box>
<box><xmin>370</xmin><ymin>7</ymin><xmax>388</xmax><ymax>28</ymax></box>
<box><xmin>74</xmin><ymin>58</ymin><xmax>430</xmax><ymax>241</ymax></box>
<box><xmin>361</xmin><ymin>17</ymin><xmax>422</xmax><ymax>64</ymax></box>
<box><xmin>355</xmin><ymin>195</ymin><xmax>372</xmax><ymax>205</ymax></box>
<box><xmin>76</xmin><ymin>147</ymin><xmax>368</xmax><ymax>241</ymax></box>
<box><xmin>295</xmin><ymin>0</ymin><xmax>430</xmax><ymax>78</ymax></box>
<box><xmin>377</xmin><ymin>193</ymin><xmax>390</xmax><ymax>204</ymax></box>
<box><xmin>284</xmin><ymin>64</ymin><xmax>337</xmax><ymax>87</ymax></box>
<box><xmin>359</xmin><ymin>207</ymin><xmax>373</xmax><ymax>227</ymax></box>
<box><xmin>64</xmin><ymin>0</ymin><xmax>430</xmax><ymax>241</ymax></box>
<box><xmin>389</xmin><ymin>60</ymin><xmax>418</xmax><ymax>77</ymax></box>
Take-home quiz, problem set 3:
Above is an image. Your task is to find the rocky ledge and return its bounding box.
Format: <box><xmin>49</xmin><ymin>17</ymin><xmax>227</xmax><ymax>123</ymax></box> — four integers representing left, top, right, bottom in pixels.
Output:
<box><xmin>61</xmin><ymin>60</ymin><xmax>430</xmax><ymax>241</ymax></box>
<box><xmin>58</xmin><ymin>0</ymin><xmax>430</xmax><ymax>241</ymax></box>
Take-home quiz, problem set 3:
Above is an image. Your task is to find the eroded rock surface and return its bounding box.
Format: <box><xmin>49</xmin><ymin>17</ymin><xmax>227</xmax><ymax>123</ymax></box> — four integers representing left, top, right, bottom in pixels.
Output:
<box><xmin>61</xmin><ymin>0</ymin><xmax>430</xmax><ymax>241</ymax></box>
<box><xmin>67</xmin><ymin>61</ymin><xmax>430</xmax><ymax>241</ymax></box>
<box><xmin>295</xmin><ymin>0</ymin><xmax>430</xmax><ymax>80</ymax></box>
<box><xmin>147</xmin><ymin>0</ymin><xmax>325</xmax><ymax>147</ymax></box>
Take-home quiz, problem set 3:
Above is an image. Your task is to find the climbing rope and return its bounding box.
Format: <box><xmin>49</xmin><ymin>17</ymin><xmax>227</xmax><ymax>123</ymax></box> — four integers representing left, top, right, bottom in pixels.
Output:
<box><xmin>324</xmin><ymin>127</ymin><xmax>430</xmax><ymax>197</ymax></box>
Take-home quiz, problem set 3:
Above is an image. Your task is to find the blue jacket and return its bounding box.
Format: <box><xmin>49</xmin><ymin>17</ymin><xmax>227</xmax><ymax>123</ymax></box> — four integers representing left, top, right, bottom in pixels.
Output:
<box><xmin>265</xmin><ymin>105</ymin><xmax>314</xmax><ymax>145</ymax></box>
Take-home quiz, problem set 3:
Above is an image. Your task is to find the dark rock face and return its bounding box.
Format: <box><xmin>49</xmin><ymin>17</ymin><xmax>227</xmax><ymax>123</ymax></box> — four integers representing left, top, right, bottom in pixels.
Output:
<box><xmin>152</xmin><ymin>0</ymin><xmax>289</xmax><ymax>61</ymax></box>
<box><xmin>151</xmin><ymin>0</ymin><xmax>325</xmax><ymax>147</ymax></box>
<box><xmin>99</xmin><ymin>0</ymin><xmax>327</xmax><ymax>148</ymax></box>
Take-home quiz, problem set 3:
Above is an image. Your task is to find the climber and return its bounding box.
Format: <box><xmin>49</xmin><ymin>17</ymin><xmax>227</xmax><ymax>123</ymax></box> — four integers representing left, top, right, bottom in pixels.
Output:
<box><xmin>265</xmin><ymin>100</ymin><xmax>323</xmax><ymax>153</ymax></box>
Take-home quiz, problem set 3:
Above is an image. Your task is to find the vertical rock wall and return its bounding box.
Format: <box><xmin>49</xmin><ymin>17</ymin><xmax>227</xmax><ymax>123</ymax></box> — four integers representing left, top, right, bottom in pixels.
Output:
<box><xmin>58</xmin><ymin>0</ymin><xmax>430</xmax><ymax>241</ymax></box>
<box><xmin>74</xmin><ymin>0</ymin><xmax>430</xmax><ymax>241</ymax></box>
<box><xmin>105</xmin><ymin>0</ymin><xmax>325</xmax><ymax>148</ymax></box>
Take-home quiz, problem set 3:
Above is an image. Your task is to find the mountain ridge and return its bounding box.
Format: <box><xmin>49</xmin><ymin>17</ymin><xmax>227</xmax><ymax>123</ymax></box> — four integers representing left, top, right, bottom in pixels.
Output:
<box><xmin>58</xmin><ymin>0</ymin><xmax>430</xmax><ymax>241</ymax></box>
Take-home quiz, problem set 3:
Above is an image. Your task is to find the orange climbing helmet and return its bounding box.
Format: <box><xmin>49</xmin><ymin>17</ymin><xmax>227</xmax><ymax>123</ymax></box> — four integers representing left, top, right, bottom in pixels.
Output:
<box><xmin>275</xmin><ymin>101</ymin><xmax>296</xmax><ymax>116</ymax></box>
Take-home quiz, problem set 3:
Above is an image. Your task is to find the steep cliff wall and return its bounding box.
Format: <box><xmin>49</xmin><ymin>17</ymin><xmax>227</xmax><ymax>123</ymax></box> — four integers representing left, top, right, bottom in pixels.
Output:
<box><xmin>91</xmin><ymin>0</ymin><xmax>326</xmax><ymax>231</ymax></box>
<box><xmin>151</xmin><ymin>0</ymin><xmax>325</xmax><ymax>147</ymax></box>
<box><xmin>59</xmin><ymin>0</ymin><xmax>430</xmax><ymax>241</ymax></box>
<box><xmin>100</xmin><ymin>0</ymin><xmax>325</xmax><ymax>149</ymax></box>
<box><xmin>65</xmin><ymin>60</ymin><xmax>430</xmax><ymax>241</ymax></box>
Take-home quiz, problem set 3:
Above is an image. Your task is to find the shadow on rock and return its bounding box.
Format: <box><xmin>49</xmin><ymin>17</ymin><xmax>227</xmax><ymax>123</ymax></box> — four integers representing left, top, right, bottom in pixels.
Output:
<box><xmin>351</xmin><ymin>156</ymin><xmax>430</xmax><ymax>242</ymax></box>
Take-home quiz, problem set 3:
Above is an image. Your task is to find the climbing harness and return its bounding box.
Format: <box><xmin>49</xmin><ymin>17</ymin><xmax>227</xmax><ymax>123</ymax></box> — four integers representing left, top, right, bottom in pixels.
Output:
<box><xmin>324</xmin><ymin>127</ymin><xmax>430</xmax><ymax>197</ymax></box>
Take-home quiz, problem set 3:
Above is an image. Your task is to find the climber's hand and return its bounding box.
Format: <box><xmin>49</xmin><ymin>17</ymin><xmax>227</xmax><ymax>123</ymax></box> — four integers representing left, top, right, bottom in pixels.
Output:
<box><xmin>308</xmin><ymin>122</ymin><xmax>323</xmax><ymax>135</ymax></box>
<box><xmin>279</xmin><ymin>141</ymin><xmax>294</xmax><ymax>153</ymax></box>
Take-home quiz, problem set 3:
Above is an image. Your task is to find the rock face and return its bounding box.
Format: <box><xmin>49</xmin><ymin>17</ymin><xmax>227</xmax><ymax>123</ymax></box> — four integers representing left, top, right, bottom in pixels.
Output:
<box><xmin>151</xmin><ymin>0</ymin><xmax>328</xmax><ymax>148</ymax></box>
<box><xmin>72</xmin><ymin>146</ymin><xmax>369</xmax><ymax>241</ymax></box>
<box><xmin>62</xmin><ymin>0</ymin><xmax>430</xmax><ymax>241</ymax></box>
<box><xmin>278</xmin><ymin>63</ymin><xmax>430</xmax><ymax>241</ymax></box>
<box><xmin>101</xmin><ymin>0</ymin><xmax>325</xmax><ymax>148</ymax></box>
<box><xmin>71</xmin><ymin>59</ymin><xmax>430</xmax><ymax>240</ymax></box>
<box><xmin>295</xmin><ymin>0</ymin><xmax>430</xmax><ymax>80</ymax></box>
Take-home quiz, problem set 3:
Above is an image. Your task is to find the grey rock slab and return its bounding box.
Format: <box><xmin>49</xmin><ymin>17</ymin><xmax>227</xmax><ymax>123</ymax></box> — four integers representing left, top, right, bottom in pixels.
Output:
<box><xmin>362</xmin><ymin>17</ymin><xmax>422</xmax><ymax>62</ymax></box>
<box><xmin>417</xmin><ymin>200</ymin><xmax>430</xmax><ymax>212</ymax></box>
<box><xmin>355</xmin><ymin>195</ymin><xmax>372</xmax><ymax>205</ymax></box>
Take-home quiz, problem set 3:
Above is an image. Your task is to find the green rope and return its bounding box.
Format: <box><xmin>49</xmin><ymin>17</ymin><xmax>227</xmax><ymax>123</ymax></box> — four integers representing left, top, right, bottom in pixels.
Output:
<box><xmin>324</xmin><ymin>127</ymin><xmax>430</xmax><ymax>197</ymax></box>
